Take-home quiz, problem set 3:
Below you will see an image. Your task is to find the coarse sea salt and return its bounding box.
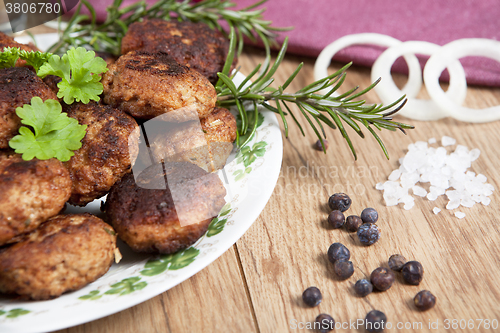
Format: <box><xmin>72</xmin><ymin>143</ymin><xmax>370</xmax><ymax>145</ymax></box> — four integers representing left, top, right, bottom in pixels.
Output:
<box><xmin>376</xmin><ymin>136</ymin><xmax>494</xmax><ymax>218</ymax></box>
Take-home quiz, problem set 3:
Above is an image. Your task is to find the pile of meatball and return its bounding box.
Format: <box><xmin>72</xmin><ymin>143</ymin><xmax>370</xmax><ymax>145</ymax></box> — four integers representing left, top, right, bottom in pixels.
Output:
<box><xmin>0</xmin><ymin>19</ymin><xmax>235</xmax><ymax>300</ymax></box>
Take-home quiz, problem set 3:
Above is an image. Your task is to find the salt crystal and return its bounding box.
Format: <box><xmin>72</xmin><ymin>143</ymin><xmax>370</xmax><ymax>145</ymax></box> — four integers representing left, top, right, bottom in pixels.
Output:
<box><xmin>404</xmin><ymin>201</ymin><xmax>415</xmax><ymax>210</ymax></box>
<box><xmin>429</xmin><ymin>186</ymin><xmax>446</xmax><ymax>196</ymax></box>
<box><xmin>415</xmin><ymin>141</ymin><xmax>428</xmax><ymax>150</ymax></box>
<box><xmin>469</xmin><ymin>149</ymin><xmax>480</xmax><ymax>161</ymax></box>
<box><xmin>481</xmin><ymin>197</ymin><xmax>491</xmax><ymax>206</ymax></box>
<box><xmin>455</xmin><ymin>211</ymin><xmax>466</xmax><ymax>219</ymax></box>
<box><xmin>476</xmin><ymin>174</ymin><xmax>487</xmax><ymax>183</ymax></box>
<box><xmin>426</xmin><ymin>192</ymin><xmax>438</xmax><ymax>201</ymax></box>
<box><xmin>432</xmin><ymin>207</ymin><xmax>441</xmax><ymax>214</ymax></box>
<box><xmin>441</xmin><ymin>136</ymin><xmax>456</xmax><ymax>146</ymax></box>
<box><xmin>376</xmin><ymin>138</ymin><xmax>493</xmax><ymax>212</ymax></box>
<box><xmin>446</xmin><ymin>200</ymin><xmax>461</xmax><ymax>210</ymax></box>
<box><xmin>388</xmin><ymin>169</ymin><xmax>402</xmax><ymax>181</ymax></box>
<box><xmin>461</xmin><ymin>197</ymin><xmax>475</xmax><ymax>208</ymax></box>
<box><xmin>412</xmin><ymin>186</ymin><xmax>427</xmax><ymax>197</ymax></box>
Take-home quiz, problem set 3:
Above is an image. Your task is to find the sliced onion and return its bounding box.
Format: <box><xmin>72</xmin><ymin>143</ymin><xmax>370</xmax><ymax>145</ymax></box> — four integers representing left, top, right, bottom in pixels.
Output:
<box><xmin>314</xmin><ymin>33</ymin><xmax>422</xmax><ymax>97</ymax></box>
<box><xmin>372</xmin><ymin>41</ymin><xmax>467</xmax><ymax>120</ymax></box>
<box><xmin>424</xmin><ymin>38</ymin><xmax>500</xmax><ymax>123</ymax></box>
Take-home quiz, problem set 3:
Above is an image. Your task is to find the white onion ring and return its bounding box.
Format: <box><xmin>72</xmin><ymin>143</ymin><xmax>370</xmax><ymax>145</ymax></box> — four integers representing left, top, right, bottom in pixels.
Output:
<box><xmin>314</xmin><ymin>33</ymin><xmax>422</xmax><ymax>97</ymax></box>
<box><xmin>424</xmin><ymin>38</ymin><xmax>500</xmax><ymax>123</ymax></box>
<box><xmin>372</xmin><ymin>41</ymin><xmax>467</xmax><ymax>120</ymax></box>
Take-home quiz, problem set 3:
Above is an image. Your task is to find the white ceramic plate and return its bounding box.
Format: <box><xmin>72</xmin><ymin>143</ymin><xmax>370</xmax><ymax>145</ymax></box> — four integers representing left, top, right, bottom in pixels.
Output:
<box><xmin>0</xmin><ymin>33</ymin><xmax>282</xmax><ymax>333</ymax></box>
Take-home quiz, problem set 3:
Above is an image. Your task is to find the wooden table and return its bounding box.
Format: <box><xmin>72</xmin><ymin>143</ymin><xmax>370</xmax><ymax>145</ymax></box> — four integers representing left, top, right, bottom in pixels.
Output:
<box><xmin>32</xmin><ymin>34</ymin><xmax>498</xmax><ymax>333</ymax></box>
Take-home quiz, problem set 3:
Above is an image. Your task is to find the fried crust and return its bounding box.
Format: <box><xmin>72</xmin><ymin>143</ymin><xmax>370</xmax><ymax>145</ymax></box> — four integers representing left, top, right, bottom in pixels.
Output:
<box><xmin>105</xmin><ymin>162</ymin><xmax>226</xmax><ymax>254</ymax></box>
<box><xmin>0</xmin><ymin>213</ymin><xmax>117</xmax><ymax>300</ymax></box>
<box><xmin>149</xmin><ymin>107</ymin><xmax>236</xmax><ymax>171</ymax></box>
<box><xmin>64</xmin><ymin>102</ymin><xmax>140</xmax><ymax>206</ymax></box>
<box><xmin>101</xmin><ymin>51</ymin><xmax>216</xmax><ymax>120</ymax></box>
<box><xmin>0</xmin><ymin>67</ymin><xmax>58</xmax><ymax>148</ymax></box>
<box><xmin>0</xmin><ymin>153</ymin><xmax>72</xmax><ymax>246</ymax></box>
<box><xmin>121</xmin><ymin>19</ymin><xmax>234</xmax><ymax>84</ymax></box>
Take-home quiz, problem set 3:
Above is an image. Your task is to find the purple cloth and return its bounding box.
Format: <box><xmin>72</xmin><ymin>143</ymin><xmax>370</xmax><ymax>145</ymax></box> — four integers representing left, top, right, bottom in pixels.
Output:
<box><xmin>83</xmin><ymin>0</ymin><xmax>500</xmax><ymax>86</ymax></box>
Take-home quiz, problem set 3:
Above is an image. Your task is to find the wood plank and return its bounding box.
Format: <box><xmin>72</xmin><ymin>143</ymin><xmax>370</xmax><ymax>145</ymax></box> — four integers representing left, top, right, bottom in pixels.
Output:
<box><xmin>56</xmin><ymin>246</ymin><xmax>258</xmax><ymax>333</ymax></box>
<box><xmin>236</xmin><ymin>49</ymin><xmax>500</xmax><ymax>332</ymax></box>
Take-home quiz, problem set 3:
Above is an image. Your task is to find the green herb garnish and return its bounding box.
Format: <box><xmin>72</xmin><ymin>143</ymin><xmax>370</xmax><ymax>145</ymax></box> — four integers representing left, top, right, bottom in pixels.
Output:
<box><xmin>216</xmin><ymin>30</ymin><xmax>413</xmax><ymax>159</ymax></box>
<box><xmin>0</xmin><ymin>47</ymin><xmax>53</xmax><ymax>71</ymax></box>
<box><xmin>37</xmin><ymin>47</ymin><xmax>108</xmax><ymax>104</ymax></box>
<box><xmin>8</xmin><ymin>97</ymin><xmax>87</xmax><ymax>161</ymax></box>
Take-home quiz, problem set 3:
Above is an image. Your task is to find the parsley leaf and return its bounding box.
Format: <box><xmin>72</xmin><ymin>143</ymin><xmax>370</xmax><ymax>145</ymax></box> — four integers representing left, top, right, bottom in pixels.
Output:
<box><xmin>0</xmin><ymin>47</ymin><xmax>20</xmax><ymax>69</ymax></box>
<box><xmin>0</xmin><ymin>47</ymin><xmax>53</xmax><ymax>71</ymax></box>
<box><xmin>19</xmin><ymin>49</ymin><xmax>53</xmax><ymax>72</ymax></box>
<box><xmin>37</xmin><ymin>47</ymin><xmax>108</xmax><ymax>104</ymax></box>
<box><xmin>8</xmin><ymin>97</ymin><xmax>87</xmax><ymax>162</ymax></box>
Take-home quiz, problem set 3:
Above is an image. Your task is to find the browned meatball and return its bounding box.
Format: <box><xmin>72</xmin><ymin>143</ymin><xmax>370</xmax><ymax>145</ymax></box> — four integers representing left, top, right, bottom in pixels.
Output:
<box><xmin>64</xmin><ymin>102</ymin><xmax>140</xmax><ymax>206</ymax></box>
<box><xmin>101</xmin><ymin>51</ymin><xmax>216</xmax><ymax>120</ymax></box>
<box><xmin>0</xmin><ymin>153</ymin><xmax>72</xmax><ymax>246</ymax></box>
<box><xmin>121</xmin><ymin>19</ymin><xmax>234</xmax><ymax>84</ymax></box>
<box><xmin>150</xmin><ymin>107</ymin><xmax>236</xmax><ymax>172</ymax></box>
<box><xmin>0</xmin><ymin>67</ymin><xmax>58</xmax><ymax>148</ymax></box>
<box><xmin>105</xmin><ymin>162</ymin><xmax>226</xmax><ymax>254</ymax></box>
<box><xmin>0</xmin><ymin>32</ymin><xmax>39</xmax><ymax>67</ymax></box>
<box><xmin>0</xmin><ymin>213</ymin><xmax>118</xmax><ymax>300</ymax></box>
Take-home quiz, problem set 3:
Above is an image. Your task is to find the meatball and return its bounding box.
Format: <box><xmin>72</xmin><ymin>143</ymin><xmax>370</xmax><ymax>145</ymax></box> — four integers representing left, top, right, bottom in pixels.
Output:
<box><xmin>64</xmin><ymin>102</ymin><xmax>140</xmax><ymax>206</ymax></box>
<box><xmin>0</xmin><ymin>213</ymin><xmax>118</xmax><ymax>300</ymax></box>
<box><xmin>101</xmin><ymin>51</ymin><xmax>216</xmax><ymax>120</ymax></box>
<box><xmin>105</xmin><ymin>162</ymin><xmax>226</xmax><ymax>254</ymax></box>
<box><xmin>0</xmin><ymin>153</ymin><xmax>72</xmax><ymax>246</ymax></box>
<box><xmin>0</xmin><ymin>32</ymin><xmax>39</xmax><ymax>67</ymax></box>
<box><xmin>121</xmin><ymin>19</ymin><xmax>234</xmax><ymax>84</ymax></box>
<box><xmin>0</xmin><ymin>67</ymin><xmax>58</xmax><ymax>148</ymax></box>
<box><xmin>149</xmin><ymin>107</ymin><xmax>236</xmax><ymax>172</ymax></box>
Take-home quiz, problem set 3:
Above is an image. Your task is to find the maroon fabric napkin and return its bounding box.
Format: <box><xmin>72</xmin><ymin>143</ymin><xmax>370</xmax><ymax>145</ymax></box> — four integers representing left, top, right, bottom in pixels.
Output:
<box><xmin>84</xmin><ymin>0</ymin><xmax>500</xmax><ymax>86</ymax></box>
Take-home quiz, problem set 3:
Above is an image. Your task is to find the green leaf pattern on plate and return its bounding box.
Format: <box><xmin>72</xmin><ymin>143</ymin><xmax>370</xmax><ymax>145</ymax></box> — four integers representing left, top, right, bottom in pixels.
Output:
<box><xmin>233</xmin><ymin>141</ymin><xmax>267</xmax><ymax>181</ymax></box>
<box><xmin>140</xmin><ymin>247</ymin><xmax>200</xmax><ymax>277</ymax></box>
<box><xmin>104</xmin><ymin>277</ymin><xmax>147</xmax><ymax>296</ymax></box>
<box><xmin>0</xmin><ymin>308</ymin><xmax>30</xmax><ymax>318</ymax></box>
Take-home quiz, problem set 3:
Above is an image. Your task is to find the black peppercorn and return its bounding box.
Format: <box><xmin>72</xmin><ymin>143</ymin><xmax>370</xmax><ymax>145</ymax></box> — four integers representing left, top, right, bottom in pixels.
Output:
<box><xmin>327</xmin><ymin>242</ymin><xmax>350</xmax><ymax>264</ymax></box>
<box><xmin>354</xmin><ymin>279</ymin><xmax>373</xmax><ymax>297</ymax></box>
<box><xmin>357</xmin><ymin>223</ymin><xmax>380</xmax><ymax>245</ymax></box>
<box><xmin>370</xmin><ymin>267</ymin><xmax>395</xmax><ymax>291</ymax></box>
<box><xmin>345</xmin><ymin>215</ymin><xmax>363</xmax><ymax>232</ymax></box>
<box><xmin>402</xmin><ymin>261</ymin><xmax>424</xmax><ymax>285</ymax></box>
<box><xmin>302</xmin><ymin>286</ymin><xmax>322</xmax><ymax>307</ymax></box>
<box><xmin>414</xmin><ymin>290</ymin><xmax>436</xmax><ymax>311</ymax></box>
<box><xmin>333</xmin><ymin>260</ymin><xmax>354</xmax><ymax>280</ymax></box>
<box><xmin>388</xmin><ymin>254</ymin><xmax>407</xmax><ymax>272</ymax></box>
<box><xmin>361</xmin><ymin>207</ymin><xmax>378</xmax><ymax>223</ymax></box>
<box><xmin>315</xmin><ymin>313</ymin><xmax>335</xmax><ymax>333</ymax></box>
<box><xmin>315</xmin><ymin>139</ymin><xmax>329</xmax><ymax>151</ymax></box>
<box><xmin>328</xmin><ymin>210</ymin><xmax>345</xmax><ymax>229</ymax></box>
<box><xmin>365</xmin><ymin>310</ymin><xmax>387</xmax><ymax>333</ymax></box>
<box><xmin>328</xmin><ymin>193</ymin><xmax>351</xmax><ymax>212</ymax></box>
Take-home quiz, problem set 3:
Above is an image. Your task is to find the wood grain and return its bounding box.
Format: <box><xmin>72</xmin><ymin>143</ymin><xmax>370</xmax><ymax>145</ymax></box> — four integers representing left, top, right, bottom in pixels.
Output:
<box><xmin>22</xmin><ymin>24</ymin><xmax>500</xmax><ymax>332</ymax></box>
<box><xmin>235</xmin><ymin>49</ymin><xmax>500</xmax><ymax>333</ymax></box>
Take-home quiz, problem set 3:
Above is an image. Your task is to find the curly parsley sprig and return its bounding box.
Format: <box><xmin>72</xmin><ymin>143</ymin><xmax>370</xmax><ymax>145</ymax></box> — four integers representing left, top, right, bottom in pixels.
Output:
<box><xmin>0</xmin><ymin>47</ymin><xmax>52</xmax><ymax>71</ymax></box>
<box><xmin>37</xmin><ymin>47</ymin><xmax>108</xmax><ymax>104</ymax></box>
<box><xmin>216</xmin><ymin>30</ymin><xmax>413</xmax><ymax>159</ymax></box>
<box><xmin>8</xmin><ymin>97</ymin><xmax>87</xmax><ymax>161</ymax></box>
<box><xmin>1</xmin><ymin>47</ymin><xmax>108</xmax><ymax>104</ymax></box>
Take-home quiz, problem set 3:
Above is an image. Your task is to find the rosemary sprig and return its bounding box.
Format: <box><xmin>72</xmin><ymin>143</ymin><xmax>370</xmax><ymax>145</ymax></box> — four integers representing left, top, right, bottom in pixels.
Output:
<box><xmin>215</xmin><ymin>34</ymin><xmax>414</xmax><ymax>160</ymax></box>
<box><xmin>48</xmin><ymin>0</ymin><xmax>289</xmax><ymax>56</ymax></box>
